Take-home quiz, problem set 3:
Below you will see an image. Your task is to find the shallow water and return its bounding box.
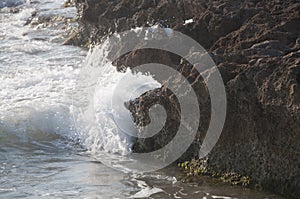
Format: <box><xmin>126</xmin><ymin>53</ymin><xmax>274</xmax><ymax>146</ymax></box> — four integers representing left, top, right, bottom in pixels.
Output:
<box><xmin>0</xmin><ymin>1</ymin><xmax>287</xmax><ymax>198</ymax></box>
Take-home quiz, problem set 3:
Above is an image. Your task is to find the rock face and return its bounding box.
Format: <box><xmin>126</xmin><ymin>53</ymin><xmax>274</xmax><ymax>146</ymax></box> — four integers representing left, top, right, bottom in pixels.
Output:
<box><xmin>72</xmin><ymin>0</ymin><xmax>300</xmax><ymax>198</ymax></box>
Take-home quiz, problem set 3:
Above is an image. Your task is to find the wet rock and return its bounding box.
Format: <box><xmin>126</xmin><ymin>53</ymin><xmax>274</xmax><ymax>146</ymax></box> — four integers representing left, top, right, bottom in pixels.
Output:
<box><xmin>126</xmin><ymin>87</ymin><xmax>181</xmax><ymax>154</ymax></box>
<box><xmin>63</xmin><ymin>0</ymin><xmax>75</xmax><ymax>8</ymax></box>
<box><xmin>23</xmin><ymin>7</ymin><xmax>78</xmax><ymax>44</ymax></box>
<box><xmin>73</xmin><ymin>0</ymin><xmax>300</xmax><ymax>198</ymax></box>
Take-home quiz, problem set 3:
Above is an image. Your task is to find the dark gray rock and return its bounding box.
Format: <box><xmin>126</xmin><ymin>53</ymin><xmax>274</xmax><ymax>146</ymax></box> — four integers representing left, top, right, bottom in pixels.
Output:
<box><xmin>71</xmin><ymin>0</ymin><xmax>300</xmax><ymax>198</ymax></box>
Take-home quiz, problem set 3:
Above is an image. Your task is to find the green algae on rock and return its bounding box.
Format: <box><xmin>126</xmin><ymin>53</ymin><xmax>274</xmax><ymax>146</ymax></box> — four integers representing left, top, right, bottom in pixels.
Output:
<box><xmin>178</xmin><ymin>159</ymin><xmax>251</xmax><ymax>188</ymax></box>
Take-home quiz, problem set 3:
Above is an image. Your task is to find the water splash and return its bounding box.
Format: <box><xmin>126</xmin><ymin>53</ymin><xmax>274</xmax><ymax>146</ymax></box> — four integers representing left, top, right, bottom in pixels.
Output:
<box><xmin>73</xmin><ymin>41</ymin><xmax>160</xmax><ymax>156</ymax></box>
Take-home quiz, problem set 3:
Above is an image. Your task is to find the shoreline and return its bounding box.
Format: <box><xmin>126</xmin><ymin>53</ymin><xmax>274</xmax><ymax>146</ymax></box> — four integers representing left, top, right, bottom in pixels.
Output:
<box><xmin>64</xmin><ymin>0</ymin><xmax>300</xmax><ymax>198</ymax></box>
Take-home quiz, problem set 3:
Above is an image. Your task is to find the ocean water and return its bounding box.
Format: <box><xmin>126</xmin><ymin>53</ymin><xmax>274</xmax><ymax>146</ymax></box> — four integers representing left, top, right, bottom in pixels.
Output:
<box><xmin>0</xmin><ymin>1</ymin><xmax>286</xmax><ymax>198</ymax></box>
